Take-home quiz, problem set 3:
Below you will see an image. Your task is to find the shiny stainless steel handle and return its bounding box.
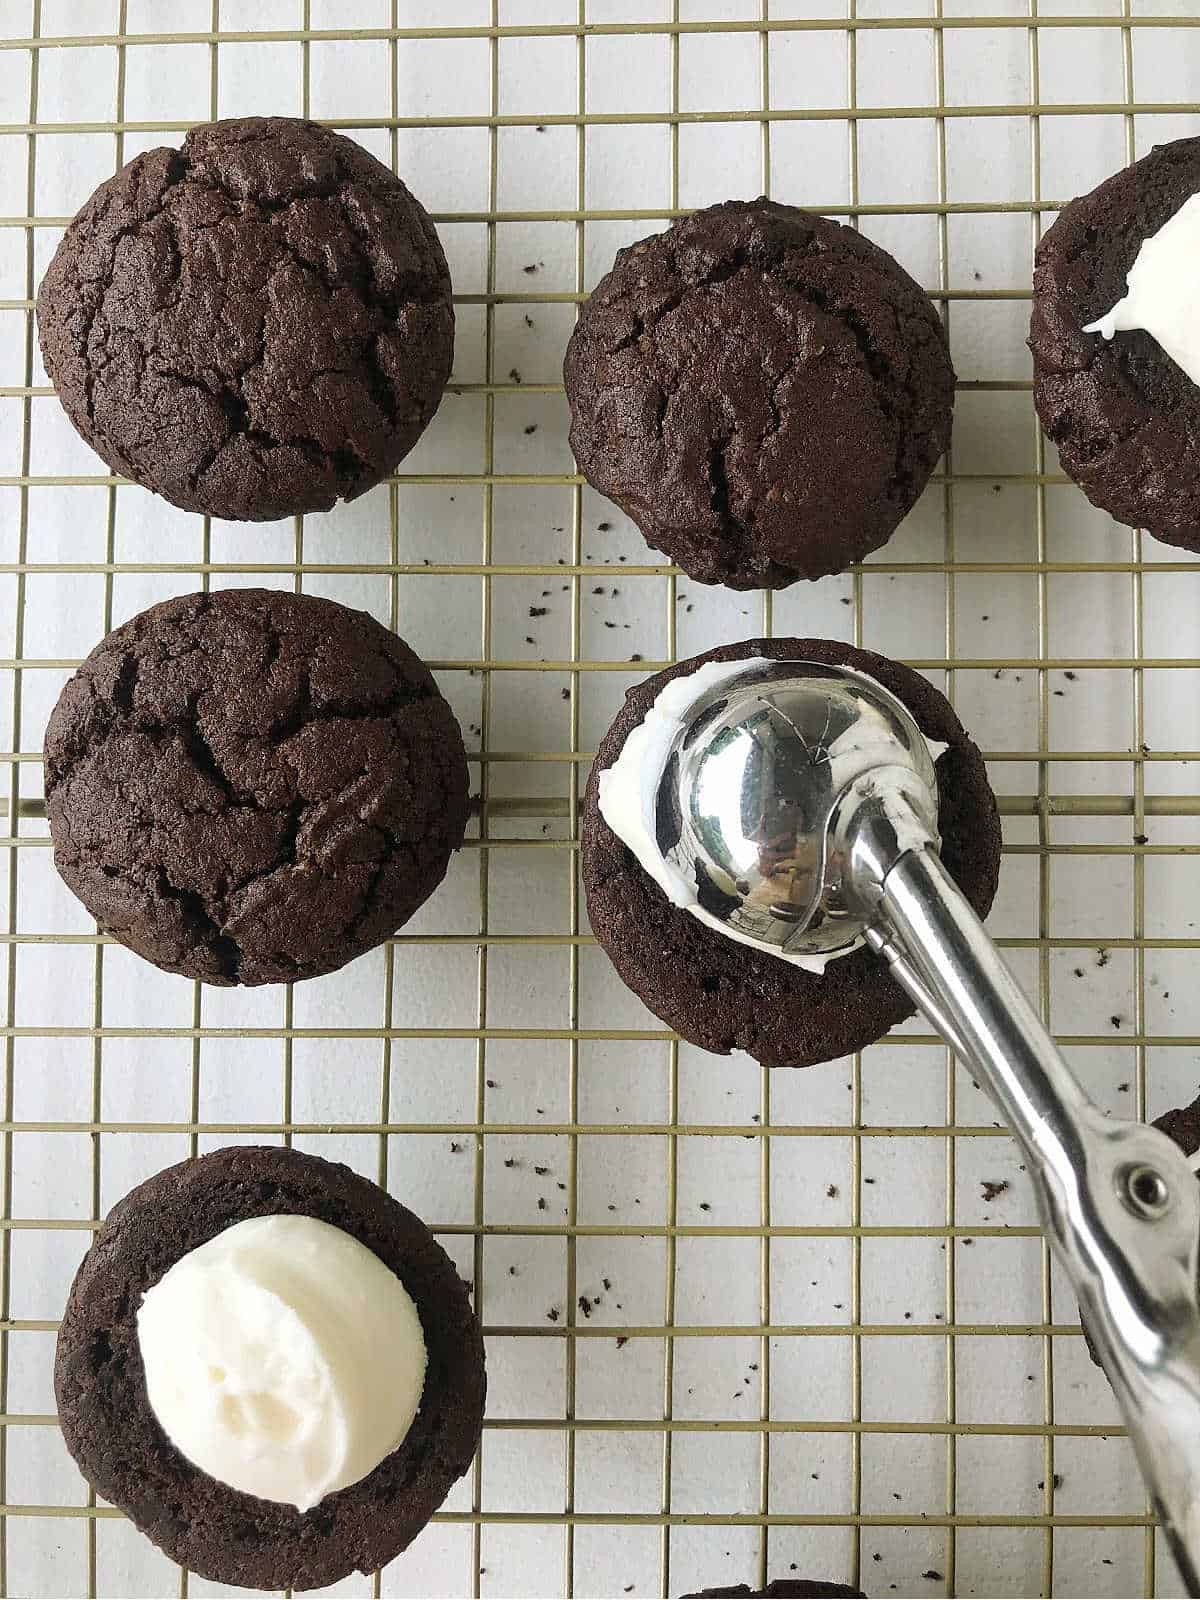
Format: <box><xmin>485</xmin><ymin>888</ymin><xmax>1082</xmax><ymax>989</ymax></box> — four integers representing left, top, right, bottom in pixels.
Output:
<box><xmin>849</xmin><ymin>823</ymin><xmax>1200</xmax><ymax>1595</ymax></box>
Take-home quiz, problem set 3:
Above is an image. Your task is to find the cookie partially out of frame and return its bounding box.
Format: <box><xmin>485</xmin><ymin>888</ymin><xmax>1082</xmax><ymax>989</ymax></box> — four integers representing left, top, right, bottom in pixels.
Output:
<box><xmin>582</xmin><ymin>638</ymin><xmax>1001</xmax><ymax>1069</ymax></box>
<box><xmin>55</xmin><ymin>1145</ymin><xmax>486</xmax><ymax>1593</ymax></box>
<box><xmin>44</xmin><ymin>588</ymin><xmax>469</xmax><ymax>986</ymax></box>
<box><xmin>684</xmin><ymin>1582</ymin><xmax>867</xmax><ymax>1598</ymax></box>
<box><xmin>37</xmin><ymin>116</ymin><xmax>453</xmax><ymax>522</ymax></box>
<box><xmin>1030</xmin><ymin>137</ymin><xmax>1200</xmax><ymax>550</ymax></box>
<box><xmin>564</xmin><ymin>198</ymin><xmax>955</xmax><ymax>589</ymax></box>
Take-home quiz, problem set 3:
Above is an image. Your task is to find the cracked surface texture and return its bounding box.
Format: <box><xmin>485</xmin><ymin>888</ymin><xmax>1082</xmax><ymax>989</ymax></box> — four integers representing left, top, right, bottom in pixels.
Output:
<box><xmin>56</xmin><ymin>1144</ymin><xmax>485</xmax><ymax>1591</ymax></box>
<box><xmin>1030</xmin><ymin>138</ymin><xmax>1200</xmax><ymax>550</ymax></box>
<box><xmin>563</xmin><ymin>198</ymin><xmax>955</xmax><ymax>590</ymax></box>
<box><xmin>36</xmin><ymin>116</ymin><xmax>453</xmax><ymax>522</ymax></box>
<box><xmin>44</xmin><ymin>588</ymin><xmax>469</xmax><ymax>986</ymax></box>
<box><xmin>583</xmin><ymin>639</ymin><xmax>1000</xmax><ymax>1070</ymax></box>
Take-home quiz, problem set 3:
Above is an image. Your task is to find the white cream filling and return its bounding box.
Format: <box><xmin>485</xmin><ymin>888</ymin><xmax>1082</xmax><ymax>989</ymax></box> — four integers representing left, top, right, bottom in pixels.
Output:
<box><xmin>137</xmin><ymin>1213</ymin><xmax>427</xmax><ymax>1513</ymax></box>
<box><xmin>597</xmin><ymin>655</ymin><xmax>947</xmax><ymax>974</ymax></box>
<box><xmin>1084</xmin><ymin>190</ymin><xmax>1200</xmax><ymax>388</ymax></box>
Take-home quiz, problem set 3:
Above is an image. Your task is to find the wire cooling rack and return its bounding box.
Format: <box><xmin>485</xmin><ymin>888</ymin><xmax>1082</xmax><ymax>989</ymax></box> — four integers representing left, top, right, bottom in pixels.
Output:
<box><xmin>3</xmin><ymin>0</ymin><xmax>1200</xmax><ymax>1596</ymax></box>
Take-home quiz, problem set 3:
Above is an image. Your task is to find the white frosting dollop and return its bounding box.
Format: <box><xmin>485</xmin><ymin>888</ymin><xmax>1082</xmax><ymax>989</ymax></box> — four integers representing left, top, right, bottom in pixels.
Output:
<box><xmin>1084</xmin><ymin>191</ymin><xmax>1200</xmax><ymax>387</ymax></box>
<box><xmin>137</xmin><ymin>1213</ymin><xmax>427</xmax><ymax>1513</ymax></box>
<box><xmin>597</xmin><ymin>656</ymin><xmax>947</xmax><ymax>974</ymax></box>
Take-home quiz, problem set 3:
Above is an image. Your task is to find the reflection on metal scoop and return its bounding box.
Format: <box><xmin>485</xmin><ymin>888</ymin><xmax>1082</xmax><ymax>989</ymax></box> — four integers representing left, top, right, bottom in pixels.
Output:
<box><xmin>659</xmin><ymin>660</ymin><xmax>939</xmax><ymax>959</ymax></box>
<box><xmin>651</xmin><ymin>658</ymin><xmax>1200</xmax><ymax>1595</ymax></box>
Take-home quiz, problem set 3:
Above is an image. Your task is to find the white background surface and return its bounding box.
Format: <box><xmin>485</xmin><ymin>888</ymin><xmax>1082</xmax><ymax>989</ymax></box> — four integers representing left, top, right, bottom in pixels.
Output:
<box><xmin>2</xmin><ymin>0</ymin><xmax>1200</xmax><ymax>1596</ymax></box>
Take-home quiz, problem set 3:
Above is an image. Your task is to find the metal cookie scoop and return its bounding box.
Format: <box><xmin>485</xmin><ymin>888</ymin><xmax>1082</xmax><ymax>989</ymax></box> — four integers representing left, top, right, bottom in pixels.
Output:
<box><xmin>653</xmin><ymin>657</ymin><xmax>1200</xmax><ymax>1593</ymax></box>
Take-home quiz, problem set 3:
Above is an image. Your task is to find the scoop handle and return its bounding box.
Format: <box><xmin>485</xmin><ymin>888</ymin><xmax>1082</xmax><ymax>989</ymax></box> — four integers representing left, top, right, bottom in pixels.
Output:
<box><xmin>860</xmin><ymin>834</ymin><xmax>1200</xmax><ymax>1596</ymax></box>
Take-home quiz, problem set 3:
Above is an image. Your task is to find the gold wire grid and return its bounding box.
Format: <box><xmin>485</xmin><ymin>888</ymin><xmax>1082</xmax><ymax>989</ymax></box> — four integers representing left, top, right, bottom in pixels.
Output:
<box><xmin>0</xmin><ymin>1</ymin><xmax>1195</xmax><ymax>1597</ymax></box>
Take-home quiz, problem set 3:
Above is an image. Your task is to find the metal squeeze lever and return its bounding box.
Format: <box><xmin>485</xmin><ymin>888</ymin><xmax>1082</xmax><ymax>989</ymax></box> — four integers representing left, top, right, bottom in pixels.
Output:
<box><xmin>652</xmin><ymin>658</ymin><xmax>1200</xmax><ymax>1594</ymax></box>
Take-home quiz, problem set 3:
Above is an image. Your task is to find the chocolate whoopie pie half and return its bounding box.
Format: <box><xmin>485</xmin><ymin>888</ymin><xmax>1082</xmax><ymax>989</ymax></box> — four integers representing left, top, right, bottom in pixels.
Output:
<box><xmin>684</xmin><ymin>1582</ymin><xmax>867</xmax><ymax>1598</ymax></box>
<box><xmin>1030</xmin><ymin>137</ymin><xmax>1200</xmax><ymax>549</ymax></box>
<box><xmin>37</xmin><ymin>116</ymin><xmax>453</xmax><ymax>522</ymax></box>
<box><xmin>582</xmin><ymin>639</ymin><xmax>1001</xmax><ymax>1069</ymax></box>
<box><xmin>43</xmin><ymin>588</ymin><xmax>469</xmax><ymax>986</ymax></box>
<box><xmin>55</xmin><ymin>1145</ymin><xmax>485</xmax><ymax>1592</ymax></box>
<box><xmin>564</xmin><ymin>198</ymin><xmax>955</xmax><ymax>589</ymax></box>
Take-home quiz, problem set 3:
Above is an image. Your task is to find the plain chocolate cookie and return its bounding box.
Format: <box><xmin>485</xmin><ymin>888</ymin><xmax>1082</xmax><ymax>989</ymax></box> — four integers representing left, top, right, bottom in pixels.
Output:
<box><xmin>44</xmin><ymin>588</ymin><xmax>469</xmax><ymax>986</ymax></box>
<box><xmin>1030</xmin><ymin>138</ymin><xmax>1200</xmax><ymax>549</ymax></box>
<box><xmin>564</xmin><ymin>199</ymin><xmax>955</xmax><ymax>589</ymax></box>
<box><xmin>55</xmin><ymin>1145</ymin><xmax>485</xmax><ymax>1592</ymax></box>
<box><xmin>37</xmin><ymin>116</ymin><xmax>453</xmax><ymax>521</ymax></box>
<box><xmin>685</xmin><ymin>1582</ymin><xmax>866</xmax><ymax>1598</ymax></box>
<box><xmin>582</xmin><ymin>639</ymin><xmax>1000</xmax><ymax>1069</ymax></box>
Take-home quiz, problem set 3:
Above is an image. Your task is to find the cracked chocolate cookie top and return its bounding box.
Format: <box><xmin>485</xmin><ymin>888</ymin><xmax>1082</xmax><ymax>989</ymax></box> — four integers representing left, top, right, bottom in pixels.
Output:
<box><xmin>563</xmin><ymin>198</ymin><xmax>955</xmax><ymax>590</ymax></box>
<box><xmin>36</xmin><ymin>116</ymin><xmax>453</xmax><ymax>522</ymax></box>
<box><xmin>1030</xmin><ymin>138</ymin><xmax>1200</xmax><ymax>551</ymax></box>
<box><xmin>43</xmin><ymin>588</ymin><xmax>469</xmax><ymax>986</ymax></box>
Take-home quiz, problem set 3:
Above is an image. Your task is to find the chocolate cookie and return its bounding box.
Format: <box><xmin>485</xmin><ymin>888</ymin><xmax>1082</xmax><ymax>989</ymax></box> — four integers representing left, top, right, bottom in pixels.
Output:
<box><xmin>1030</xmin><ymin>138</ymin><xmax>1200</xmax><ymax>549</ymax></box>
<box><xmin>37</xmin><ymin>116</ymin><xmax>452</xmax><ymax>521</ymax></box>
<box><xmin>44</xmin><ymin>588</ymin><xmax>469</xmax><ymax>986</ymax></box>
<box><xmin>564</xmin><ymin>199</ymin><xmax>955</xmax><ymax>589</ymax></box>
<box><xmin>684</xmin><ymin>1582</ymin><xmax>866</xmax><ymax>1598</ymax></box>
<box><xmin>582</xmin><ymin>639</ymin><xmax>1000</xmax><ymax>1069</ymax></box>
<box><xmin>55</xmin><ymin>1145</ymin><xmax>485</xmax><ymax>1592</ymax></box>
